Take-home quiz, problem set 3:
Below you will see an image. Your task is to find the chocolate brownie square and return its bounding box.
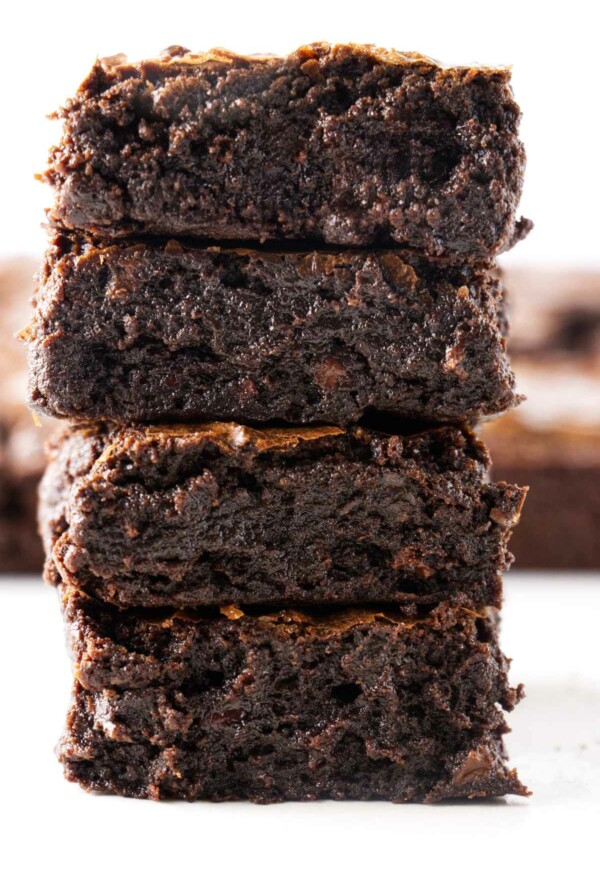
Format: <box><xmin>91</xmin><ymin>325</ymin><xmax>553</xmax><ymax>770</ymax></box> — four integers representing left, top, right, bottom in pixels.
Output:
<box><xmin>26</xmin><ymin>235</ymin><xmax>519</xmax><ymax>426</ymax></box>
<box><xmin>44</xmin><ymin>43</ymin><xmax>529</xmax><ymax>258</ymax></box>
<box><xmin>40</xmin><ymin>422</ymin><xmax>526</xmax><ymax>608</ymax></box>
<box><xmin>58</xmin><ymin>590</ymin><xmax>527</xmax><ymax>802</ymax></box>
<box><xmin>486</xmin><ymin>269</ymin><xmax>600</xmax><ymax>569</ymax></box>
<box><xmin>0</xmin><ymin>259</ymin><xmax>48</xmax><ymax>572</ymax></box>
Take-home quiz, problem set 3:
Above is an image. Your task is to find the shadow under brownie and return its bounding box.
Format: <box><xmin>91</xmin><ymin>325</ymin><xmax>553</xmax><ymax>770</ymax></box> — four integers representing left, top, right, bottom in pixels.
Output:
<box><xmin>26</xmin><ymin>236</ymin><xmax>518</xmax><ymax>426</ymax></box>
<box><xmin>40</xmin><ymin>421</ymin><xmax>526</xmax><ymax>609</ymax></box>
<box><xmin>59</xmin><ymin>590</ymin><xmax>527</xmax><ymax>802</ymax></box>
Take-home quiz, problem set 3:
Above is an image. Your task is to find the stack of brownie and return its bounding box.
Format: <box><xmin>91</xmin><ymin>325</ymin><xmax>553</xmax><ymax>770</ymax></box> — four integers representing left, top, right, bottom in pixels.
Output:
<box><xmin>26</xmin><ymin>43</ymin><xmax>530</xmax><ymax>802</ymax></box>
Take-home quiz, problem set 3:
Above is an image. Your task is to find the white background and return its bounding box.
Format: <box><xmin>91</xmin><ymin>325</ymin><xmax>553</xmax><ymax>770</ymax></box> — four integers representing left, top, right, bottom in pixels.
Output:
<box><xmin>1</xmin><ymin>575</ymin><xmax>599</xmax><ymax>895</ymax></box>
<box><xmin>1</xmin><ymin>0</ymin><xmax>599</xmax><ymax>268</ymax></box>
<box><xmin>2</xmin><ymin>3</ymin><xmax>599</xmax><ymax>893</ymax></box>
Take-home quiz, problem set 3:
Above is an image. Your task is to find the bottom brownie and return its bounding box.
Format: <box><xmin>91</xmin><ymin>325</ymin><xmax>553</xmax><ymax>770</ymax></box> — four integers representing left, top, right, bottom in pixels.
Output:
<box><xmin>58</xmin><ymin>592</ymin><xmax>527</xmax><ymax>802</ymax></box>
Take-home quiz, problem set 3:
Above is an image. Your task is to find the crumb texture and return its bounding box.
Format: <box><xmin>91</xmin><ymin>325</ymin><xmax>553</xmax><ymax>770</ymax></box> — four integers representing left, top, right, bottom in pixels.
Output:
<box><xmin>27</xmin><ymin>238</ymin><xmax>517</xmax><ymax>426</ymax></box>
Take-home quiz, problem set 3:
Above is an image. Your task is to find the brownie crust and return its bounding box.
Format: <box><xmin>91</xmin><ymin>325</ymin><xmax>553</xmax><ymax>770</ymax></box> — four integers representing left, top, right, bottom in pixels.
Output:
<box><xmin>58</xmin><ymin>591</ymin><xmax>527</xmax><ymax>802</ymax></box>
<box><xmin>26</xmin><ymin>237</ymin><xmax>518</xmax><ymax>426</ymax></box>
<box><xmin>40</xmin><ymin>422</ymin><xmax>526</xmax><ymax>608</ymax></box>
<box><xmin>44</xmin><ymin>43</ymin><xmax>529</xmax><ymax>258</ymax></box>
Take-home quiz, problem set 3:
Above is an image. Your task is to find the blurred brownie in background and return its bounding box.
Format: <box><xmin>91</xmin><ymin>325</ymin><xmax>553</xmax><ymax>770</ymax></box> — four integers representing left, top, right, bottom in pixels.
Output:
<box><xmin>486</xmin><ymin>269</ymin><xmax>600</xmax><ymax>569</ymax></box>
<box><xmin>0</xmin><ymin>259</ymin><xmax>48</xmax><ymax>572</ymax></box>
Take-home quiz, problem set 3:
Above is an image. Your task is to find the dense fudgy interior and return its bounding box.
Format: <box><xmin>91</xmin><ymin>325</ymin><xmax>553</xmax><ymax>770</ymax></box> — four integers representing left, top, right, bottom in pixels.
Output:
<box><xmin>58</xmin><ymin>592</ymin><xmax>526</xmax><ymax>802</ymax></box>
<box><xmin>40</xmin><ymin>422</ymin><xmax>526</xmax><ymax>608</ymax></box>
<box><xmin>44</xmin><ymin>43</ymin><xmax>529</xmax><ymax>258</ymax></box>
<box><xmin>27</xmin><ymin>236</ymin><xmax>517</xmax><ymax>425</ymax></box>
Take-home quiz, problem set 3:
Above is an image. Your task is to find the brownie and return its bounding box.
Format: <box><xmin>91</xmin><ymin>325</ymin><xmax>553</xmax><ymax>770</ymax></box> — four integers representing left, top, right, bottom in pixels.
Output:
<box><xmin>0</xmin><ymin>258</ymin><xmax>50</xmax><ymax>573</ymax></box>
<box><xmin>44</xmin><ymin>43</ymin><xmax>530</xmax><ymax>258</ymax></box>
<box><xmin>0</xmin><ymin>457</ymin><xmax>44</xmax><ymax>573</ymax></box>
<box><xmin>503</xmin><ymin>268</ymin><xmax>600</xmax><ymax>361</ymax></box>
<box><xmin>58</xmin><ymin>590</ymin><xmax>526</xmax><ymax>802</ymax></box>
<box><xmin>26</xmin><ymin>236</ymin><xmax>519</xmax><ymax>426</ymax></box>
<box><xmin>486</xmin><ymin>366</ymin><xmax>600</xmax><ymax>570</ymax></box>
<box><xmin>40</xmin><ymin>421</ymin><xmax>526</xmax><ymax>608</ymax></box>
<box><xmin>486</xmin><ymin>269</ymin><xmax>600</xmax><ymax>569</ymax></box>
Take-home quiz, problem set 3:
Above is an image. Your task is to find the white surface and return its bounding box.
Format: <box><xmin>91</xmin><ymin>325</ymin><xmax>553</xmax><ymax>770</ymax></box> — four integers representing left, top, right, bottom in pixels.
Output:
<box><xmin>1</xmin><ymin>573</ymin><xmax>599</xmax><ymax>894</ymax></box>
<box><xmin>2</xmin><ymin>0</ymin><xmax>600</xmax><ymax>267</ymax></box>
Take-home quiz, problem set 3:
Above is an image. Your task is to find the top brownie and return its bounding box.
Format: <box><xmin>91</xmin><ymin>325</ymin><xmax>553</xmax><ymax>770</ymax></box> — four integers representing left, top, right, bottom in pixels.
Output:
<box><xmin>44</xmin><ymin>43</ymin><xmax>529</xmax><ymax>258</ymax></box>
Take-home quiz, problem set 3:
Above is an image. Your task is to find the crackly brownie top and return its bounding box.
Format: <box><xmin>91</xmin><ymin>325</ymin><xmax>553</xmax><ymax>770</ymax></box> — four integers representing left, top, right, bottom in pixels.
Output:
<box><xmin>82</xmin><ymin>43</ymin><xmax>515</xmax><ymax>83</ymax></box>
<box><xmin>64</xmin><ymin>583</ymin><xmax>494</xmax><ymax>640</ymax></box>
<box><xmin>121</xmin><ymin>421</ymin><xmax>345</xmax><ymax>456</ymax></box>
